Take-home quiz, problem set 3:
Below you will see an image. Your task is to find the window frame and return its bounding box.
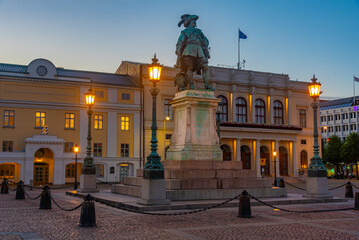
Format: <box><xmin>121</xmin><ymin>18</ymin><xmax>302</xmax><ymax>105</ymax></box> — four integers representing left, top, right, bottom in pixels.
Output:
<box><xmin>2</xmin><ymin>141</ymin><xmax>13</xmax><ymax>152</ymax></box>
<box><xmin>235</xmin><ymin>97</ymin><xmax>247</xmax><ymax>123</ymax></box>
<box><xmin>299</xmin><ymin>109</ymin><xmax>306</xmax><ymax>128</ymax></box>
<box><xmin>35</xmin><ymin>111</ymin><xmax>46</xmax><ymax>128</ymax></box>
<box><xmin>120</xmin><ymin>116</ymin><xmax>130</xmax><ymax>131</ymax></box>
<box><xmin>94</xmin><ymin>114</ymin><xmax>103</xmax><ymax>130</ymax></box>
<box><xmin>273</xmin><ymin>100</ymin><xmax>284</xmax><ymax>125</ymax></box>
<box><xmin>3</xmin><ymin>110</ymin><xmax>15</xmax><ymax>127</ymax></box>
<box><xmin>120</xmin><ymin>143</ymin><xmax>129</xmax><ymax>157</ymax></box>
<box><xmin>255</xmin><ymin>99</ymin><xmax>266</xmax><ymax>124</ymax></box>
<box><xmin>65</xmin><ymin>113</ymin><xmax>75</xmax><ymax>129</ymax></box>
<box><xmin>164</xmin><ymin>99</ymin><xmax>173</xmax><ymax>120</ymax></box>
<box><xmin>217</xmin><ymin>95</ymin><xmax>228</xmax><ymax>122</ymax></box>
<box><xmin>96</xmin><ymin>164</ymin><xmax>104</xmax><ymax>177</ymax></box>
<box><xmin>93</xmin><ymin>143</ymin><xmax>103</xmax><ymax>157</ymax></box>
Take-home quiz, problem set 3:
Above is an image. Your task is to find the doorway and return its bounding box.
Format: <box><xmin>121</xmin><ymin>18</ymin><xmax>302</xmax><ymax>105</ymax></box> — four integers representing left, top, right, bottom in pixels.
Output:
<box><xmin>279</xmin><ymin>146</ymin><xmax>288</xmax><ymax>176</ymax></box>
<box><xmin>260</xmin><ymin>146</ymin><xmax>270</xmax><ymax>176</ymax></box>
<box><xmin>33</xmin><ymin>162</ymin><xmax>49</xmax><ymax>185</ymax></box>
<box><xmin>119</xmin><ymin>164</ymin><xmax>129</xmax><ymax>183</ymax></box>
<box><xmin>241</xmin><ymin>145</ymin><xmax>251</xmax><ymax>169</ymax></box>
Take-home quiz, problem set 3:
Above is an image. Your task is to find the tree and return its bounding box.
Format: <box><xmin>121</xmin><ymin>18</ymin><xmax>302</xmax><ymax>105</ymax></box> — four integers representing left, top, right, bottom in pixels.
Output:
<box><xmin>323</xmin><ymin>135</ymin><xmax>343</xmax><ymax>171</ymax></box>
<box><xmin>341</xmin><ymin>132</ymin><xmax>359</xmax><ymax>164</ymax></box>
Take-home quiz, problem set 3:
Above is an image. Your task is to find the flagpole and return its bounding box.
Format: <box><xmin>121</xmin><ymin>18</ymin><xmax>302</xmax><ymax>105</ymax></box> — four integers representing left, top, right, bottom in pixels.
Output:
<box><xmin>238</xmin><ymin>28</ymin><xmax>240</xmax><ymax>70</ymax></box>
<box><xmin>354</xmin><ymin>75</ymin><xmax>356</xmax><ymax>105</ymax></box>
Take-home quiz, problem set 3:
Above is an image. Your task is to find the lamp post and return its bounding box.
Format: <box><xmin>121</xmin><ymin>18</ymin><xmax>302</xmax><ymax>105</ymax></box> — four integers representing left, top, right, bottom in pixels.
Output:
<box><xmin>79</xmin><ymin>86</ymin><xmax>98</xmax><ymax>192</ymax></box>
<box><xmin>164</xmin><ymin>116</ymin><xmax>170</xmax><ymax>160</ymax></box>
<box><xmin>273</xmin><ymin>151</ymin><xmax>277</xmax><ymax>187</ymax></box>
<box><xmin>139</xmin><ymin>54</ymin><xmax>170</xmax><ymax>205</ymax></box>
<box><xmin>73</xmin><ymin>144</ymin><xmax>79</xmax><ymax>190</ymax></box>
<box><xmin>304</xmin><ymin>75</ymin><xmax>331</xmax><ymax>198</ymax></box>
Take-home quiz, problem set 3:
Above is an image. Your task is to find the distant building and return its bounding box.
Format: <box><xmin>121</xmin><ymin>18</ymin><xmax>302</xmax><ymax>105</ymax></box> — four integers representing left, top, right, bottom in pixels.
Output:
<box><xmin>117</xmin><ymin>61</ymin><xmax>317</xmax><ymax>178</ymax></box>
<box><xmin>320</xmin><ymin>96</ymin><xmax>359</xmax><ymax>143</ymax></box>
<box><xmin>0</xmin><ymin>59</ymin><xmax>141</xmax><ymax>185</ymax></box>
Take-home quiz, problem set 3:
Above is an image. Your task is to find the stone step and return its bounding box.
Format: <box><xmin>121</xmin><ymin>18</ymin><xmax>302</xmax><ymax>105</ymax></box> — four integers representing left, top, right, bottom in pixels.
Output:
<box><xmin>111</xmin><ymin>184</ymin><xmax>141</xmax><ymax>197</ymax></box>
<box><xmin>124</xmin><ymin>177</ymin><xmax>142</xmax><ymax>187</ymax></box>
<box><xmin>164</xmin><ymin>169</ymin><xmax>256</xmax><ymax>179</ymax></box>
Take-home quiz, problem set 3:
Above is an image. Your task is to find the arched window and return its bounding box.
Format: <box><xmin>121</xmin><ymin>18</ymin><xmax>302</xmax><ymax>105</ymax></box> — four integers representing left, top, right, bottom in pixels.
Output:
<box><xmin>273</xmin><ymin>100</ymin><xmax>284</xmax><ymax>125</ymax></box>
<box><xmin>217</xmin><ymin>95</ymin><xmax>228</xmax><ymax>122</ymax></box>
<box><xmin>241</xmin><ymin>145</ymin><xmax>251</xmax><ymax>169</ymax></box>
<box><xmin>0</xmin><ymin>164</ymin><xmax>15</xmax><ymax>179</ymax></box>
<box><xmin>255</xmin><ymin>99</ymin><xmax>266</xmax><ymax>123</ymax></box>
<box><xmin>236</xmin><ymin>97</ymin><xmax>247</xmax><ymax>123</ymax></box>
<box><xmin>220</xmin><ymin>144</ymin><xmax>232</xmax><ymax>161</ymax></box>
<box><xmin>301</xmin><ymin>150</ymin><xmax>308</xmax><ymax>169</ymax></box>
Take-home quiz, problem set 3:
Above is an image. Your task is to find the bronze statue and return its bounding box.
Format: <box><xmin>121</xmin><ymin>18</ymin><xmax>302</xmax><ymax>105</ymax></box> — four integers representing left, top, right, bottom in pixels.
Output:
<box><xmin>175</xmin><ymin>14</ymin><xmax>213</xmax><ymax>91</ymax></box>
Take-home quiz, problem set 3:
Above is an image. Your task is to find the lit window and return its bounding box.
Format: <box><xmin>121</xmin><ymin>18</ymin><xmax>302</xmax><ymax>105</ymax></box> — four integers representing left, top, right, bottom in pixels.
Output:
<box><xmin>255</xmin><ymin>99</ymin><xmax>266</xmax><ymax>123</ymax></box>
<box><xmin>2</xmin><ymin>141</ymin><xmax>13</xmax><ymax>152</ymax></box>
<box><xmin>121</xmin><ymin>144</ymin><xmax>129</xmax><ymax>157</ymax></box>
<box><xmin>65</xmin><ymin>113</ymin><xmax>75</xmax><ymax>129</ymax></box>
<box><xmin>164</xmin><ymin>99</ymin><xmax>173</xmax><ymax>120</ymax></box>
<box><xmin>121</xmin><ymin>116</ymin><xmax>130</xmax><ymax>130</ymax></box>
<box><xmin>299</xmin><ymin>109</ymin><xmax>306</xmax><ymax>128</ymax></box>
<box><xmin>0</xmin><ymin>164</ymin><xmax>15</xmax><ymax>179</ymax></box>
<box><xmin>235</xmin><ymin>97</ymin><xmax>247</xmax><ymax>123</ymax></box>
<box><xmin>35</xmin><ymin>111</ymin><xmax>46</xmax><ymax>128</ymax></box>
<box><xmin>93</xmin><ymin>143</ymin><xmax>102</xmax><ymax>157</ymax></box>
<box><xmin>94</xmin><ymin>114</ymin><xmax>103</xmax><ymax>130</ymax></box>
<box><xmin>3</xmin><ymin>110</ymin><xmax>15</xmax><ymax>127</ymax></box>
<box><xmin>301</xmin><ymin>150</ymin><xmax>308</xmax><ymax>169</ymax></box>
<box><xmin>96</xmin><ymin>164</ymin><xmax>104</xmax><ymax>177</ymax></box>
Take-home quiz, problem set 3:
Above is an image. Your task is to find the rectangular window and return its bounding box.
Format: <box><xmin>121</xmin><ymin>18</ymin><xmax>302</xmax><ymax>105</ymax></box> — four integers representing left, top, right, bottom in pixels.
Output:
<box><xmin>121</xmin><ymin>116</ymin><xmax>130</xmax><ymax>130</ymax></box>
<box><xmin>95</xmin><ymin>91</ymin><xmax>104</xmax><ymax>98</ymax></box>
<box><xmin>65</xmin><ymin>164</ymin><xmax>75</xmax><ymax>178</ymax></box>
<box><xmin>35</xmin><ymin>111</ymin><xmax>46</xmax><ymax>128</ymax></box>
<box><xmin>350</xmin><ymin>124</ymin><xmax>357</xmax><ymax>131</ymax></box>
<box><xmin>2</xmin><ymin>141</ymin><xmax>13</xmax><ymax>152</ymax></box>
<box><xmin>96</xmin><ymin>164</ymin><xmax>104</xmax><ymax>177</ymax></box>
<box><xmin>94</xmin><ymin>114</ymin><xmax>103</xmax><ymax>130</ymax></box>
<box><xmin>121</xmin><ymin>93</ymin><xmax>131</xmax><ymax>100</ymax></box>
<box><xmin>301</xmin><ymin>140</ymin><xmax>306</xmax><ymax>145</ymax></box>
<box><xmin>166</xmin><ymin>134</ymin><xmax>172</xmax><ymax>140</ymax></box>
<box><xmin>121</xmin><ymin>143</ymin><xmax>129</xmax><ymax>157</ymax></box>
<box><xmin>299</xmin><ymin>109</ymin><xmax>306</xmax><ymax>127</ymax></box>
<box><xmin>65</xmin><ymin>113</ymin><xmax>75</xmax><ymax>129</ymax></box>
<box><xmin>3</xmin><ymin>110</ymin><xmax>15</xmax><ymax>127</ymax></box>
<box><xmin>93</xmin><ymin>143</ymin><xmax>102</xmax><ymax>157</ymax></box>
<box><xmin>164</xmin><ymin>99</ymin><xmax>173</xmax><ymax>120</ymax></box>
<box><xmin>64</xmin><ymin>142</ymin><xmax>74</xmax><ymax>152</ymax></box>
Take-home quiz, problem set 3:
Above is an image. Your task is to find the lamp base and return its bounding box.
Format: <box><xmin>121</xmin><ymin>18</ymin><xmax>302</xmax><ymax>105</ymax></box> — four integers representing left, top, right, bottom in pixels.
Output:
<box><xmin>303</xmin><ymin>176</ymin><xmax>332</xmax><ymax>198</ymax></box>
<box><xmin>78</xmin><ymin>174</ymin><xmax>99</xmax><ymax>193</ymax></box>
<box><xmin>138</xmin><ymin>178</ymin><xmax>170</xmax><ymax>205</ymax></box>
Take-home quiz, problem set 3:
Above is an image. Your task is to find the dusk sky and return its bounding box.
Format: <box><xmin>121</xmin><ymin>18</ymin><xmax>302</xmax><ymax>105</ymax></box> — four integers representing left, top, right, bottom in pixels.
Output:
<box><xmin>0</xmin><ymin>0</ymin><xmax>358</xmax><ymax>98</ymax></box>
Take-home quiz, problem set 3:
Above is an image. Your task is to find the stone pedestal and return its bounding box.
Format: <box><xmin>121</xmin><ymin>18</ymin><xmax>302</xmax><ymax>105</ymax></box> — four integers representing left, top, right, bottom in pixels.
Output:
<box><xmin>138</xmin><ymin>178</ymin><xmax>171</xmax><ymax>205</ymax></box>
<box><xmin>167</xmin><ymin>90</ymin><xmax>222</xmax><ymax>161</ymax></box>
<box><xmin>303</xmin><ymin>176</ymin><xmax>332</xmax><ymax>198</ymax></box>
<box><xmin>78</xmin><ymin>174</ymin><xmax>98</xmax><ymax>193</ymax></box>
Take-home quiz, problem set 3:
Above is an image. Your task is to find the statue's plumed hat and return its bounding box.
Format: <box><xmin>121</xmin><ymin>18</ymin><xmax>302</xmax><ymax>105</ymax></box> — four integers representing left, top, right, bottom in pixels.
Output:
<box><xmin>178</xmin><ymin>14</ymin><xmax>199</xmax><ymax>27</ymax></box>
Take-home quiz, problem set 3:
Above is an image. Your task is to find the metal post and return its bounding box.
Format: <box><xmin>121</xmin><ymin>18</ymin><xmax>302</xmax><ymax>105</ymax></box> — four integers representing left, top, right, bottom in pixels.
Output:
<box><xmin>274</xmin><ymin>158</ymin><xmax>277</xmax><ymax>187</ymax></box>
<box><xmin>74</xmin><ymin>152</ymin><xmax>78</xmax><ymax>190</ymax></box>
<box><xmin>143</xmin><ymin>82</ymin><xmax>164</xmax><ymax>179</ymax></box>
<box><xmin>82</xmin><ymin>106</ymin><xmax>95</xmax><ymax>174</ymax></box>
<box><xmin>345</xmin><ymin>181</ymin><xmax>354</xmax><ymax>198</ymax></box>
<box><xmin>15</xmin><ymin>180</ymin><xmax>25</xmax><ymax>199</ymax></box>
<box><xmin>39</xmin><ymin>185</ymin><xmax>52</xmax><ymax>209</ymax></box>
<box><xmin>79</xmin><ymin>194</ymin><xmax>96</xmax><ymax>227</ymax></box>
<box><xmin>355</xmin><ymin>192</ymin><xmax>359</xmax><ymax>210</ymax></box>
<box><xmin>1</xmin><ymin>178</ymin><xmax>9</xmax><ymax>194</ymax></box>
<box><xmin>238</xmin><ymin>190</ymin><xmax>251</xmax><ymax>218</ymax></box>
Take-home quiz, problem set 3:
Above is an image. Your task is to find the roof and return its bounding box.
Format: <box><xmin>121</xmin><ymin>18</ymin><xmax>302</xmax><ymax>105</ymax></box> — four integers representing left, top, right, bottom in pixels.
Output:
<box><xmin>320</xmin><ymin>96</ymin><xmax>358</xmax><ymax>110</ymax></box>
<box><xmin>0</xmin><ymin>61</ymin><xmax>138</xmax><ymax>88</ymax></box>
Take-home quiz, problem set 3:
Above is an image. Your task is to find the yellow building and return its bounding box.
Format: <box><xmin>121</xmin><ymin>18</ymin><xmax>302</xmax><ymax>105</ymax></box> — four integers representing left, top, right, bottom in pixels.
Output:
<box><xmin>117</xmin><ymin>61</ymin><xmax>318</xmax><ymax>178</ymax></box>
<box><xmin>0</xmin><ymin>59</ymin><xmax>141</xmax><ymax>185</ymax></box>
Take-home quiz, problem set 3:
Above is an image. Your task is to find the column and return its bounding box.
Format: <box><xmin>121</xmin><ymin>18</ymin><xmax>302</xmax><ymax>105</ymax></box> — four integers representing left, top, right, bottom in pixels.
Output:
<box><xmin>133</xmin><ymin>112</ymin><xmax>141</xmax><ymax>158</ymax></box>
<box><xmin>255</xmin><ymin>139</ymin><xmax>261</xmax><ymax>177</ymax></box>
<box><xmin>53</xmin><ymin>158</ymin><xmax>64</xmax><ymax>185</ymax></box>
<box><xmin>107</xmin><ymin>112</ymin><xmax>117</xmax><ymax>157</ymax></box>
<box><xmin>251</xmin><ymin>94</ymin><xmax>256</xmax><ymax>123</ymax></box>
<box><xmin>292</xmin><ymin>141</ymin><xmax>298</xmax><ymax>177</ymax></box>
<box><xmin>232</xmin><ymin>92</ymin><xmax>237</xmax><ymax>122</ymax></box>
<box><xmin>236</xmin><ymin>138</ymin><xmax>241</xmax><ymax>162</ymax></box>
<box><xmin>275</xmin><ymin>140</ymin><xmax>280</xmax><ymax>176</ymax></box>
<box><xmin>269</xmin><ymin>95</ymin><xmax>274</xmax><ymax>124</ymax></box>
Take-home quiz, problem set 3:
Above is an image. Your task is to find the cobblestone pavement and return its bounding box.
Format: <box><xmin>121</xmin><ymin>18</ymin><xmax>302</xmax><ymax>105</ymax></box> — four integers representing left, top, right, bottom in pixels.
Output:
<box><xmin>0</xmin><ymin>181</ymin><xmax>359</xmax><ymax>240</ymax></box>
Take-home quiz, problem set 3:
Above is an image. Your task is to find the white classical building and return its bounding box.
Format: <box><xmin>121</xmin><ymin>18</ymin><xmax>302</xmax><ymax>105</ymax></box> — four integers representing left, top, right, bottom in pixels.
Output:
<box><xmin>320</xmin><ymin>96</ymin><xmax>359</xmax><ymax>143</ymax></box>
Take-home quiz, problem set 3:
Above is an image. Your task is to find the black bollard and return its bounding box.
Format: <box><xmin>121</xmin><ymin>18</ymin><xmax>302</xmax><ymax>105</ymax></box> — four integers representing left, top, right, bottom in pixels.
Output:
<box><xmin>79</xmin><ymin>194</ymin><xmax>96</xmax><ymax>227</ymax></box>
<box><xmin>15</xmin><ymin>181</ymin><xmax>25</xmax><ymax>199</ymax></box>
<box><xmin>355</xmin><ymin>192</ymin><xmax>359</xmax><ymax>211</ymax></box>
<box><xmin>1</xmin><ymin>178</ymin><xmax>9</xmax><ymax>194</ymax></box>
<box><xmin>345</xmin><ymin>181</ymin><xmax>354</xmax><ymax>198</ymax></box>
<box><xmin>238</xmin><ymin>190</ymin><xmax>252</xmax><ymax>218</ymax></box>
<box><xmin>278</xmin><ymin>178</ymin><xmax>285</xmax><ymax>188</ymax></box>
<box><xmin>39</xmin><ymin>185</ymin><xmax>52</xmax><ymax>209</ymax></box>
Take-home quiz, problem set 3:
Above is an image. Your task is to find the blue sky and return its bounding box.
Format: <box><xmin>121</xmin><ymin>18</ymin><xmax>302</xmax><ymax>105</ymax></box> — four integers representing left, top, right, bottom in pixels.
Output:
<box><xmin>0</xmin><ymin>0</ymin><xmax>358</xmax><ymax>98</ymax></box>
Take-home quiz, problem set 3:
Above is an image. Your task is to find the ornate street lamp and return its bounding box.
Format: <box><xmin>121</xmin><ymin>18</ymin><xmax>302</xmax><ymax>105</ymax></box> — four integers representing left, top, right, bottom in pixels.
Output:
<box><xmin>143</xmin><ymin>54</ymin><xmax>164</xmax><ymax>179</ymax></box>
<box><xmin>73</xmin><ymin>144</ymin><xmax>79</xmax><ymax>190</ymax></box>
<box><xmin>83</xmin><ymin>87</ymin><xmax>96</xmax><ymax>172</ymax></box>
<box><xmin>79</xmin><ymin>86</ymin><xmax>98</xmax><ymax>192</ymax></box>
<box><xmin>273</xmin><ymin>151</ymin><xmax>277</xmax><ymax>187</ymax></box>
<box><xmin>304</xmin><ymin>75</ymin><xmax>331</xmax><ymax>198</ymax></box>
<box><xmin>308</xmin><ymin>75</ymin><xmax>326</xmax><ymax>173</ymax></box>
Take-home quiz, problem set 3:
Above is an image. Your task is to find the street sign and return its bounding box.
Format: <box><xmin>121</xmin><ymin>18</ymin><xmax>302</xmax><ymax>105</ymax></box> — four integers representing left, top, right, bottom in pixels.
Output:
<box><xmin>260</xmin><ymin>158</ymin><xmax>266</xmax><ymax>166</ymax></box>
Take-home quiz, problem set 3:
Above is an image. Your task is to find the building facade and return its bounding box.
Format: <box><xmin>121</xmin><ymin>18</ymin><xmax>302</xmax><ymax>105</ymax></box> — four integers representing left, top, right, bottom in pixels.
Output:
<box><xmin>0</xmin><ymin>59</ymin><xmax>141</xmax><ymax>185</ymax></box>
<box><xmin>320</xmin><ymin>96</ymin><xmax>359</xmax><ymax>143</ymax></box>
<box><xmin>117</xmin><ymin>61</ymin><xmax>317</xmax><ymax>178</ymax></box>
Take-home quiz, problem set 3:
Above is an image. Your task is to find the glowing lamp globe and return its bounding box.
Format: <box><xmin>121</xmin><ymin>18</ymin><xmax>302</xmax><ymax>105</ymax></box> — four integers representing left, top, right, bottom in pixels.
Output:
<box><xmin>308</xmin><ymin>75</ymin><xmax>321</xmax><ymax>98</ymax></box>
<box><xmin>148</xmin><ymin>54</ymin><xmax>163</xmax><ymax>83</ymax></box>
<box><xmin>73</xmin><ymin>144</ymin><xmax>79</xmax><ymax>153</ymax></box>
<box><xmin>273</xmin><ymin>151</ymin><xmax>277</xmax><ymax>157</ymax></box>
<box><xmin>85</xmin><ymin>87</ymin><xmax>95</xmax><ymax>106</ymax></box>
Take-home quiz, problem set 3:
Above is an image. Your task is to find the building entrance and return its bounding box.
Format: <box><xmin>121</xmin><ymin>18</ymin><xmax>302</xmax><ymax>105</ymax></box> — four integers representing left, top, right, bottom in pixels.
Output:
<box><xmin>33</xmin><ymin>162</ymin><xmax>49</xmax><ymax>185</ymax></box>
<box><xmin>119</xmin><ymin>164</ymin><xmax>129</xmax><ymax>183</ymax></box>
